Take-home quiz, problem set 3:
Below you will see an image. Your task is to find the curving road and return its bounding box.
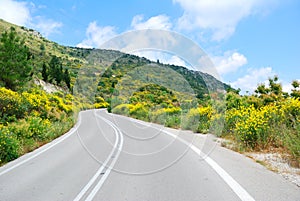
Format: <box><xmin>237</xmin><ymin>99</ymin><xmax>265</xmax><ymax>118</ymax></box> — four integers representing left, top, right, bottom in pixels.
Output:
<box><xmin>0</xmin><ymin>110</ymin><xmax>299</xmax><ymax>201</ymax></box>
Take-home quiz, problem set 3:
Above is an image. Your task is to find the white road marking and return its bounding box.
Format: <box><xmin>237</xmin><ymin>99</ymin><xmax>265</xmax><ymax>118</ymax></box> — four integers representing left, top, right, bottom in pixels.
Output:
<box><xmin>0</xmin><ymin>113</ymin><xmax>82</xmax><ymax>177</ymax></box>
<box><xmin>85</xmin><ymin>114</ymin><xmax>124</xmax><ymax>201</ymax></box>
<box><xmin>116</xmin><ymin>113</ymin><xmax>255</xmax><ymax>201</ymax></box>
<box><xmin>73</xmin><ymin>113</ymin><xmax>123</xmax><ymax>201</ymax></box>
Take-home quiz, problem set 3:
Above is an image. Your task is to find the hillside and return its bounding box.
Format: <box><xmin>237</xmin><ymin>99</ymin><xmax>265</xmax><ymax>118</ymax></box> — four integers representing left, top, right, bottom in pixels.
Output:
<box><xmin>1</xmin><ymin>19</ymin><xmax>300</xmax><ymax>171</ymax></box>
<box><xmin>0</xmin><ymin>19</ymin><xmax>233</xmax><ymax>164</ymax></box>
<box><xmin>0</xmin><ymin>19</ymin><xmax>231</xmax><ymax>105</ymax></box>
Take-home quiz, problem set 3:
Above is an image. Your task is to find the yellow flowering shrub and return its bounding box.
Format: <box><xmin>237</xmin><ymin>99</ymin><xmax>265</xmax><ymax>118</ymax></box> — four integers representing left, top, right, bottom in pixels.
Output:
<box><xmin>49</xmin><ymin>94</ymin><xmax>73</xmax><ymax>114</ymax></box>
<box><xmin>112</xmin><ymin>104</ymin><xmax>133</xmax><ymax>116</ymax></box>
<box><xmin>182</xmin><ymin>106</ymin><xmax>213</xmax><ymax>133</ymax></box>
<box><xmin>0</xmin><ymin>87</ymin><xmax>29</xmax><ymax>121</ymax></box>
<box><xmin>22</xmin><ymin>90</ymin><xmax>51</xmax><ymax>114</ymax></box>
<box><xmin>235</xmin><ymin>105</ymin><xmax>271</xmax><ymax>148</ymax></box>
<box><xmin>27</xmin><ymin>117</ymin><xmax>52</xmax><ymax>140</ymax></box>
<box><xmin>94</xmin><ymin>96</ymin><xmax>109</xmax><ymax>108</ymax></box>
<box><xmin>222</xmin><ymin>97</ymin><xmax>300</xmax><ymax>161</ymax></box>
<box><xmin>280</xmin><ymin>98</ymin><xmax>300</xmax><ymax>126</ymax></box>
<box><xmin>0</xmin><ymin>126</ymin><xmax>19</xmax><ymax>163</ymax></box>
<box><xmin>0</xmin><ymin>87</ymin><xmax>77</xmax><ymax>164</ymax></box>
<box><xmin>150</xmin><ymin>107</ymin><xmax>181</xmax><ymax>127</ymax></box>
<box><xmin>129</xmin><ymin>103</ymin><xmax>149</xmax><ymax>121</ymax></box>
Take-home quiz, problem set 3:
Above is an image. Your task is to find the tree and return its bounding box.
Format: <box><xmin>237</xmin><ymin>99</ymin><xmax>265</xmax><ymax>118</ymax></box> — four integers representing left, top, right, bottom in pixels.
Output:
<box><xmin>41</xmin><ymin>63</ymin><xmax>48</xmax><ymax>82</ymax></box>
<box><xmin>292</xmin><ymin>80</ymin><xmax>300</xmax><ymax>89</ymax></box>
<box><xmin>255</xmin><ymin>76</ymin><xmax>283</xmax><ymax>104</ymax></box>
<box><xmin>268</xmin><ymin>76</ymin><xmax>282</xmax><ymax>96</ymax></box>
<box><xmin>64</xmin><ymin>69</ymin><xmax>71</xmax><ymax>89</ymax></box>
<box><xmin>0</xmin><ymin>27</ymin><xmax>32</xmax><ymax>90</ymax></box>
<box><xmin>291</xmin><ymin>80</ymin><xmax>300</xmax><ymax>98</ymax></box>
<box><xmin>49</xmin><ymin>55</ymin><xmax>63</xmax><ymax>84</ymax></box>
<box><xmin>255</xmin><ymin>84</ymin><xmax>269</xmax><ymax>95</ymax></box>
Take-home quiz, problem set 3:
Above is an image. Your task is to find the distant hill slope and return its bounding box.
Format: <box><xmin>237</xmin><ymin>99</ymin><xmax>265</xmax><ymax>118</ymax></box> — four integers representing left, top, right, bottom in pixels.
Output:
<box><xmin>0</xmin><ymin>19</ymin><xmax>232</xmax><ymax>104</ymax></box>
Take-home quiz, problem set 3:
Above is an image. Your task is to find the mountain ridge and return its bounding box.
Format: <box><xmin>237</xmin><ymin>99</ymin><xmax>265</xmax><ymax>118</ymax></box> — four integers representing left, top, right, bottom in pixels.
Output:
<box><xmin>0</xmin><ymin>19</ymin><xmax>231</xmax><ymax>98</ymax></box>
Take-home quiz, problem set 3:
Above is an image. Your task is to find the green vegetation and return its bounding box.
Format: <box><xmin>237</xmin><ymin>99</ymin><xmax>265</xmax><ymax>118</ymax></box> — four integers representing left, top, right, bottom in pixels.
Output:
<box><xmin>0</xmin><ymin>87</ymin><xmax>75</xmax><ymax>164</ymax></box>
<box><xmin>223</xmin><ymin>77</ymin><xmax>300</xmax><ymax>164</ymax></box>
<box><xmin>0</xmin><ymin>27</ymin><xmax>32</xmax><ymax>90</ymax></box>
<box><xmin>0</xmin><ymin>20</ymin><xmax>96</xmax><ymax>165</ymax></box>
<box><xmin>0</xmin><ymin>19</ymin><xmax>299</xmax><ymax>167</ymax></box>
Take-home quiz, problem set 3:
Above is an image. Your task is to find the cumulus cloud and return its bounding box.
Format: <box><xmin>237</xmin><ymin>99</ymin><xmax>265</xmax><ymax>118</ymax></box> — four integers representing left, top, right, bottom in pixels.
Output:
<box><xmin>282</xmin><ymin>80</ymin><xmax>300</xmax><ymax>93</ymax></box>
<box><xmin>77</xmin><ymin>21</ymin><xmax>117</xmax><ymax>48</ymax></box>
<box><xmin>213</xmin><ymin>51</ymin><xmax>247</xmax><ymax>75</ymax></box>
<box><xmin>231</xmin><ymin>67</ymin><xmax>275</xmax><ymax>94</ymax></box>
<box><xmin>0</xmin><ymin>0</ymin><xmax>31</xmax><ymax>26</ymax></box>
<box><xmin>0</xmin><ymin>0</ymin><xmax>62</xmax><ymax>37</ymax></box>
<box><xmin>167</xmin><ymin>55</ymin><xmax>187</xmax><ymax>66</ymax></box>
<box><xmin>173</xmin><ymin>0</ymin><xmax>277</xmax><ymax>41</ymax></box>
<box><xmin>133</xmin><ymin>50</ymin><xmax>188</xmax><ymax>67</ymax></box>
<box><xmin>131</xmin><ymin>15</ymin><xmax>172</xmax><ymax>30</ymax></box>
<box><xmin>33</xmin><ymin>17</ymin><xmax>63</xmax><ymax>37</ymax></box>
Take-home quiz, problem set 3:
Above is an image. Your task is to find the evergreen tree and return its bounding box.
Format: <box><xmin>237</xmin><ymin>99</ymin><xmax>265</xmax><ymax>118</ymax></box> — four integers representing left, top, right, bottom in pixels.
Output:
<box><xmin>49</xmin><ymin>55</ymin><xmax>62</xmax><ymax>84</ymax></box>
<box><xmin>0</xmin><ymin>27</ymin><xmax>32</xmax><ymax>90</ymax></box>
<box><xmin>56</xmin><ymin>63</ymin><xmax>63</xmax><ymax>84</ymax></box>
<box><xmin>64</xmin><ymin>69</ymin><xmax>71</xmax><ymax>89</ymax></box>
<box><xmin>291</xmin><ymin>80</ymin><xmax>300</xmax><ymax>98</ymax></box>
<box><xmin>255</xmin><ymin>76</ymin><xmax>283</xmax><ymax>104</ymax></box>
<box><xmin>41</xmin><ymin>62</ymin><xmax>48</xmax><ymax>82</ymax></box>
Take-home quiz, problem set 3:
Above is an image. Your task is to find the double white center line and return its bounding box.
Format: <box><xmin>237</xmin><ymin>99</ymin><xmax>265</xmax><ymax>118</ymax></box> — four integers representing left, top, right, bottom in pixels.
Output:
<box><xmin>74</xmin><ymin>112</ymin><xmax>124</xmax><ymax>201</ymax></box>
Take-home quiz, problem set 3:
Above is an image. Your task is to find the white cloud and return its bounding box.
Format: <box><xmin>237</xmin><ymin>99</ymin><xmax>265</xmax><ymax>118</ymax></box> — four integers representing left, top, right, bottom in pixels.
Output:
<box><xmin>167</xmin><ymin>55</ymin><xmax>187</xmax><ymax>66</ymax></box>
<box><xmin>77</xmin><ymin>21</ymin><xmax>117</xmax><ymax>48</ymax></box>
<box><xmin>173</xmin><ymin>0</ymin><xmax>277</xmax><ymax>41</ymax></box>
<box><xmin>282</xmin><ymin>80</ymin><xmax>300</xmax><ymax>93</ymax></box>
<box><xmin>0</xmin><ymin>0</ymin><xmax>31</xmax><ymax>26</ymax></box>
<box><xmin>131</xmin><ymin>15</ymin><xmax>172</xmax><ymax>30</ymax></box>
<box><xmin>213</xmin><ymin>51</ymin><xmax>247</xmax><ymax>75</ymax></box>
<box><xmin>231</xmin><ymin>67</ymin><xmax>275</xmax><ymax>94</ymax></box>
<box><xmin>133</xmin><ymin>50</ymin><xmax>188</xmax><ymax>67</ymax></box>
<box><xmin>0</xmin><ymin>0</ymin><xmax>62</xmax><ymax>37</ymax></box>
<box><xmin>282</xmin><ymin>82</ymin><xmax>293</xmax><ymax>94</ymax></box>
<box><xmin>33</xmin><ymin>17</ymin><xmax>62</xmax><ymax>37</ymax></box>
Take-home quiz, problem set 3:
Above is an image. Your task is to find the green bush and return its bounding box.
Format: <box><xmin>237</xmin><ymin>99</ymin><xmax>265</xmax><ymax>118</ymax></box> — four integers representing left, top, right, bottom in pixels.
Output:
<box><xmin>94</xmin><ymin>96</ymin><xmax>109</xmax><ymax>108</ymax></box>
<box><xmin>129</xmin><ymin>103</ymin><xmax>149</xmax><ymax>121</ymax></box>
<box><xmin>0</xmin><ymin>87</ymin><xmax>30</xmax><ymax>122</ymax></box>
<box><xmin>164</xmin><ymin>116</ymin><xmax>181</xmax><ymax>128</ymax></box>
<box><xmin>182</xmin><ymin>106</ymin><xmax>212</xmax><ymax>133</ymax></box>
<box><xmin>0</xmin><ymin>126</ymin><xmax>20</xmax><ymax>163</ymax></box>
<box><xmin>283</xmin><ymin>123</ymin><xmax>300</xmax><ymax>161</ymax></box>
<box><xmin>112</xmin><ymin>104</ymin><xmax>132</xmax><ymax>116</ymax></box>
<box><xmin>27</xmin><ymin>117</ymin><xmax>51</xmax><ymax>141</ymax></box>
<box><xmin>150</xmin><ymin>107</ymin><xmax>181</xmax><ymax>127</ymax></box>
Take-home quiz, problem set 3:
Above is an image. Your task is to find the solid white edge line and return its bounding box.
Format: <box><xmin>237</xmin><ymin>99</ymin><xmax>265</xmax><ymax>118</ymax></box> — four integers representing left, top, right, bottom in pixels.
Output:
<box><xmin>84</xmin><ymin>116</ymin><xmax>124</xmax><ymax>201</ymax></box>
<box><xmin>73</xmin><ymin>114</ymin><xmax>123</xmax><ymax>201</ymax></box>
<box><xmin>0</xmin><ymin>112</ymin><xmax>82</xmax><ymax>177</ymax></box>
<box><xmin>116</xmin><ymin>114</ymin><xmax>255</xmax><ymax>201</ymax></box>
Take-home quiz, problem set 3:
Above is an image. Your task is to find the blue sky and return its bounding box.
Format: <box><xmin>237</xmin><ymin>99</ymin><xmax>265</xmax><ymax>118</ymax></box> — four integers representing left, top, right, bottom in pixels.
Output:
<box><xmin>1</xmin><ymin>0</ymin><xmax>299</xmax><ymax>93</ymax></box>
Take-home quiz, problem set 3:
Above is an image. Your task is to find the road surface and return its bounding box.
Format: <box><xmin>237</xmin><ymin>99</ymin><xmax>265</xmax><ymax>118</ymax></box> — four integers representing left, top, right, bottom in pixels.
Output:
<box><xmin>0</xmin><ymin>110</ymin><xmax>299</xmax><ymax>201</ymax></box>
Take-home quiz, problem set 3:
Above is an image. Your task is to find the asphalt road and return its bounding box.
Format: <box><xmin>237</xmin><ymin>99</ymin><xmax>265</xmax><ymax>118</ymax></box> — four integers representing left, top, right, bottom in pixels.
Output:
<box><xmin>0</xmin><ymin>110</ymin><xmax>299</xmax><ymax>201</ymax></box>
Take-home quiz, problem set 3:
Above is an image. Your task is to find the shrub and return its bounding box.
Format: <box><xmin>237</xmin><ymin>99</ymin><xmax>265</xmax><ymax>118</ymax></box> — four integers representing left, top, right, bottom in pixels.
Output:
<box><xmin>183</xmin><ymin>106</ymin><xmax>212</xmax><ymax>133</ymax></box>
<box><xmin>22</xmin><ymin>89</ymin><xmax>51</xmax><ymax>117</ymax></box>
<box><xmin>10</xmin><ymin>117</ymin><xmax>52</xmax><ymax>141</ymax></box>
<box><xmin>94</xmin><ymin>96</ymin><xmax>109</xmax><ymax>108</ymax></box>
<box><xmin>0</xmin><ymin>126</ymin><xmax>20</xmax><ymax>163</ymax></box>
<box><xmin>112</xmin><ymin>104</ymin><xmax>132</xmax><ymax>116</ymax></box>
<box><xmin>210</xmin><ymin>113</ymin><xmax>225</xmax><ymax>137</ymax></box>
<box><xmin>49</xmin><ymin>94</ymin><xmax>73</xmax><ymax>114</ymax></box>
<box><xmin>129</xmin><ymin>103</ymin><xmax>149</xmax><ymax>121</ymax></box>
<box><xmin>150</xmin><ymin>107</ymin><xmax>181</xmax><ymax>127</ymax></box>
<box><xmin>280</xmin><ymin>98</ymin><xmax>300</xmax><ymax>127</ymax></box>
<box><xmin>283</xmin><ymin>123</ymin><xmax>300</xmax><ymax>161</ymax></box>
<box><xmin>0</xmin><ymin>87</ymin><xmax>30</xmax><ymax>122</ymax></box>
<box><xmin>27</xmin><ymin>117</ymin><xmax>51</xmax><ymax>141</ymax></box>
